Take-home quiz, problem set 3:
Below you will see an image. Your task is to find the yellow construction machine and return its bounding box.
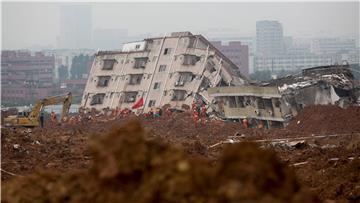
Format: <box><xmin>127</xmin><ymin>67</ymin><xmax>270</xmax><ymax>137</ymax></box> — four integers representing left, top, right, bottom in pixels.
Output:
<box><xmin>4</xmin><ymin>92</ymin><xmax>72</xmax><ymax>128</ymax></box>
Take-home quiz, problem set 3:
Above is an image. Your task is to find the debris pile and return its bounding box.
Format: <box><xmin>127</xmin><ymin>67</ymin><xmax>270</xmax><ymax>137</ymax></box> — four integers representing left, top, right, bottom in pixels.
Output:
<box><xmin>1</xmin><ymin>119</ymin><xmax>318</xmax><ymax>203</ymax></box>
<box><xmin>287</xmin><ymin>105</ymin><xmax>360</xmax><ymax>134</ymax></box>
<box><xmin>1</xmin><ymin>105</ymin><xmax>360</xmax><ymax>202</ymax></box>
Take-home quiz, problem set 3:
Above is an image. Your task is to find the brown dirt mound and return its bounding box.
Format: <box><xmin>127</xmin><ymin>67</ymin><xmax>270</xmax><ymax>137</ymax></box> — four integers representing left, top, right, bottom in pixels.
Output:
<box><xmin>287</xmin><ymin>105</ymin><xmax>360</xmax><ymax>134</ymax></box>
<box><xmin>2</xmin><ymin>119</ymin><xmax>318</xmax><ymax>203</ymax></box>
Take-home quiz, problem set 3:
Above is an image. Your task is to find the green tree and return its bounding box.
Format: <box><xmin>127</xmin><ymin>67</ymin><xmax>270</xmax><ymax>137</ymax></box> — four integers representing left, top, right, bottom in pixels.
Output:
<box><xmin>70</xmin><ymin>54</ymin><xmax>93</xmax><ymax>79</ymax></box>
<box><xmin>58</xmin><ymin>65</ymin><xmax>69</xmax><ymax>82</ymax></box>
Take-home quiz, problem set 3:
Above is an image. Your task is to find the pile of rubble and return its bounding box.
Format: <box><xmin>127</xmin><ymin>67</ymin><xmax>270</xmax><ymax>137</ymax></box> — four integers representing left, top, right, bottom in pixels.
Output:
<box><xmin>286</xmin><ymin>105</ymin><xmax>360</xmax><ymax>134</ymax></box>
<box><xmin>1</xmin><ymin>105</ymin><xmax>360</xmax><ymax>202</ymax></box>
<box><xmin>2</xmin><ymin>119</ymin><xmax>318</xmax><ymax>203</ymax></box>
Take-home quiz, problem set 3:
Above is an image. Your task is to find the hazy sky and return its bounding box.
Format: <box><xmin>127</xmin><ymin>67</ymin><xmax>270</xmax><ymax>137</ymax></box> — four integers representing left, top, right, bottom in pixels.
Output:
<box><xmin>1</xmin><ymin>2</ymin><xmax>359</xmax><ymax>49</ymax></box>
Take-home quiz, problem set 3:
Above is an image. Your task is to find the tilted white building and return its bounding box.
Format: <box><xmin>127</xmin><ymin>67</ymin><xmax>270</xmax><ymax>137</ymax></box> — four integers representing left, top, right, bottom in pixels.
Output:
<box><xmin>81</xmin><ymin>32</ymin><xmax>248</xmax><ymax>112</ymax></box>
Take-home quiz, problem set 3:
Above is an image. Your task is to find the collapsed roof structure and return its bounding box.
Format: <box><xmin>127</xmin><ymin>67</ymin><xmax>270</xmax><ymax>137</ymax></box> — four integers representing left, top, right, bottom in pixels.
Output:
<box><xmin>208</xmin><ymin>64</ymin><xmax>360</xmax><ymax>128</ymax></box>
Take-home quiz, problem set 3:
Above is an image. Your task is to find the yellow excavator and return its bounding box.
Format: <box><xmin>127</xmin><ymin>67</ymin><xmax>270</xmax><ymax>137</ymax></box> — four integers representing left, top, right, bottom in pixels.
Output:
<box><xmin>4</xmin><ymin>92</ymin><xmax>72</xmax><ymax>128</ymax></box>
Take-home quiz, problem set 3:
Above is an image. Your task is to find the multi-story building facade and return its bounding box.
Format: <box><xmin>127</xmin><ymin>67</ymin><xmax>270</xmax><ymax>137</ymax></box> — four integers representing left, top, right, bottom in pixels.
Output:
<box><xmin>256</xmin><ymin>20</ymin><xmax>284</xmax><ymax>56</ymax></box>
<box><xmin>211</xmin><ymin>41</ymin><xmax>249</xmax><ymax>77</ymax></box>
<box><xmin>254</xmin><ymin>53</ymin><xmax>338</xmax><ymax>72</ymax></box>
<box><xmin>81</xmin><ymin>32</ymin><xmax>249</xmax><ymax>112</ymax></box>
<box><xmin>311</xmin><ymin>38</ymin><xmax>357</xmax><ymax>55</ymax></box>
<box><xmin>1</xmin><ymin>50</ymin><xmax>55</xmax><ymax>106</ymax></box>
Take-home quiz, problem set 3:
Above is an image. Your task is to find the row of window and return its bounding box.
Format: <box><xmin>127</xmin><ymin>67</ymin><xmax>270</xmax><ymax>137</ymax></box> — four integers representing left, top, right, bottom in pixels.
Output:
<box><xmin>100</xmin><ymin>53</ymin><xmax>201</xmax><ymax>70</ymax></box>
<box><xmin>89</xmin><ymin>89</ymin><xmax>188</xmax><ymax>106</ymax></box>
<box><xmin>3</xmin><ymin>89</ymin><xmax>25</xmax><ymax>94</ymax></box>
<box><xmin>227</xmin><ymin>96</ymin><xmax>280</xmax><ymax>110</ymax></box>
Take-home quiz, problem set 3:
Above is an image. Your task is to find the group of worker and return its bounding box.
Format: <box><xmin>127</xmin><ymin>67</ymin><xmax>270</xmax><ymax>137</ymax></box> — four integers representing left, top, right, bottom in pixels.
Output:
<box><xmin>191</xmin><ymin>100</ymin><xmax>208</xmax><ymax>127</ymax></box>
<box><xmin>111</xmin><ymin>108</ymin><xmax>133</xmax><ymax>118</ymax></box>
<box><xmin>143</xmin><ymin>107</ymin><xmax>174</xmax><ymax>119</ymax></box>
<box><xmin>241</xmin><ymin>118</ymin><xmax>265</xmax><ymax>129</ymax></box>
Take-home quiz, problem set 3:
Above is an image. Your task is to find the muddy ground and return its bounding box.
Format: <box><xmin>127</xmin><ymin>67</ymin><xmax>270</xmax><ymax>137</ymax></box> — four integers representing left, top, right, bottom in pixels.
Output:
<box><xmin>1</xmin><ymin>105</ymin><xmax>360</xmax><ymax>202</ymax></box>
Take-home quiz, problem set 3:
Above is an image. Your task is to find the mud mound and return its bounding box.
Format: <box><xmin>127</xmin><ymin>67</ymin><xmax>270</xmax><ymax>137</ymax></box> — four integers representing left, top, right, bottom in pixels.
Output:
<box><xmin>1</xmin><ymin>126</ymin><xmax>90</xmax><ymax>181</ymax></box>
<box><xmin>2</xmin><ymin>119</ymin><xmax>318</xmax><ymax>203</ymax></box>
<box><xmin>287</xmin><ymin>105</ymin><xmax>360</xmax><ymax>134</ymax></box>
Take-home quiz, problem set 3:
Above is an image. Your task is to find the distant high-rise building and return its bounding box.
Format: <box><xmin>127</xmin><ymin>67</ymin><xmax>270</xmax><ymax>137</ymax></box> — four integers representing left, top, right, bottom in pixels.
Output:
<box><xmin>256</xmin><ymin>20</ymin><xmax>284</xmax><ymax>56</ymax></box>
<box><xmin>92</xmin><ymin>29</ymin><xmax>128</xmax><ymax>50</ymax></box>
<box><xmin>211</xmin><ymin>41</ymin><xmax>249</xmax><ymax>77</ymax></box>
<box><xmin>58</xmin><ymin>5</ymin><xmax>92</xmax><ymax>49</ymax></box>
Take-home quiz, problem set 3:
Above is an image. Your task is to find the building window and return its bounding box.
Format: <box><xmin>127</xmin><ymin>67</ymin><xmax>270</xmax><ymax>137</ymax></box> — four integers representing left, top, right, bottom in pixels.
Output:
<box><xmin>228</xmin><ymin>97</ymin><xmax>236</xmax><ymax>108</ymax></box>
<box><xmin>183</xmin><ymin>54</ymin><xmax>201</xmax><ymax>65</ymax></box>
<box><xmin>134</xmin><ymin>57</ymin><xmax>148</xmax><ymax>69</ymax></box>
<box><xmin>128</xmin><ymin>74</ymin><xmax>143</xmax><ymax>85</ymax></box>
<box><xmin>90</xmin><ymin>93</ymin><xmax>105</xmax><ymax>105</ymax></box>
<box><xmin>235</xmin><ymin>96</ymin><xmax>245</xmax><ymax>108</ymax></box>
<box><xmin>97</xmin><ymin>76</ymin><xmax>111</xmax><ymax>87</ymax></box>
<box><xmin>171</xmin><ymin>90</ymin><xmax>187</xmax><ymax>101</ymax></box>
<box><xmin>135</xmin><ymin>44</ymin><xmax>141</xmax><ymax>49</ymax></box>
<box><xmin>153</xmin><ymin>82</ymin><xmax>161</xmax><ymax>89</ymax></box>
<box><xmin>159</xmin><ymin>65</ymin><xmax>166</xmax><ymax>72</ymax></box>
<box><xmin>102</xmin><ymin>59</ymin><xmax>116</xmax><ymax>70</ymax></box>
<box><xmin>123</xmin><ymin>92</ymin><xmax>138</xmax><ymax>103</ymax></box>
<box><xmin>257</xmin><ymin>98</ymin><xmax>265</xmax><ymax>109</ymax></box>
<box><xmin>148</xmin><ymin>100</ymin><xmax>156</xmax><ymax>107</ymax></box>
<box><xmin>164</xmin><ymin>48</ymin><xmax>171</xmax><ymax>55</ymax></box>
<box><xmin>175</xmin><ymin>72</ymin><xmax>194</xmax><ymax>86</ymax></box>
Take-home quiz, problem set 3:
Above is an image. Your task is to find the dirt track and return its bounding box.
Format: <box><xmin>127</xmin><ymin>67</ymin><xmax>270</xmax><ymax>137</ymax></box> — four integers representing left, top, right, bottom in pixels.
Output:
<box><xmin>1</xmin><ymin>105</ymin><xmax>360</xmax><ymax>202</ymax></box>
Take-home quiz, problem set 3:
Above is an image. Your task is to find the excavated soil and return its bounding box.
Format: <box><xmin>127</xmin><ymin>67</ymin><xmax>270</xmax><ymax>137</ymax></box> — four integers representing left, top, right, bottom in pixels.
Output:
<box><xmin>1</xmin><ymin>105</ymin><xmax>360</xmax><ymax>202</ymax></box>
<box><xmin>287</xmin><ymin>105</ymin><xmax>360</xmax><ymax>134</ymax></box>
<box><xmin>2</xmin><ymin>119</ymin><xmax>318</xmax><ymax>203</ymax></box>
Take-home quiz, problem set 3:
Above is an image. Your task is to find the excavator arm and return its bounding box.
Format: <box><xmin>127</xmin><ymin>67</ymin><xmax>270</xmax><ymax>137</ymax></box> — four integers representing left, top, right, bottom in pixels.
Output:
<box><xmin>29</xmin><ymin>92</ymin><xmax>72</xmax><ymax>121</ymax></box>
<box><xmin>4</xmin><ymin>92</ymin><xmax>72</xmax><ymax>127</ymax></box>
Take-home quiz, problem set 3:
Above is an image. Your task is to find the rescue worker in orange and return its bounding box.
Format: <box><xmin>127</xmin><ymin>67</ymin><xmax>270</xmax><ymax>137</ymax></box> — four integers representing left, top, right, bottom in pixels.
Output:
<box><xmin>165</xmin><ymin>107</ymin><xmax>172</xmax><ymax>117</ymax></box>
<box><xmin>242</xmin><ymin>118</ymin><xmax>249</xmax><ymax>129</ymax></box>
<box><xmin>50</xmin><ymin>111</ymin><xmax>57</xmax><ymax>123</ymax></box>
<box><xmin>69</xmin><ymin>116</ymin><xmax>76</xmax><ymax>124</ymax></box>
<box><xmin>258</xmin><ymin>120</ymin><xmax>264</xmax><ymax>129</ymax></box>
<box><xmin>192</xmin><ymin>108</ymin><xmax>200</xmax><ymax>127</ymax></box>
<box><xmin>191</xmin><ymin>100</ymin><xmax>197</xmax><ymax>111</ymax></box>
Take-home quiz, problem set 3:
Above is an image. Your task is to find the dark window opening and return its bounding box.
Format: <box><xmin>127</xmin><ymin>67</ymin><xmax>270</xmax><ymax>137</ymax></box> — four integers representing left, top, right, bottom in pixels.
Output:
<box><xmin>159</xmin><ymin>65</ymin><xmax>166</xmax><ymax>72</ymax></box>
<box><xmin>134</xmin><ymin>57</ymin><xmax>148</xmax><ymax>69</ymax></box>
<box><xmin>257</xmin><ymin>98</ymin><xmax>265</xmax><ymax>109</ymax></box>
<box><xmin>129</xmin><ymin>74</ymin><xmax>143</xmax><ymax>85</ymax></box>
<box><xmin>90</xmin><ymin>93</ymin><xmax>105</xmax><ymax>105</ymax></box>
<box><xmin>148</xmin><ymin>100</ymin><xmax>156</xmax><ymax>107</ymax></box>
<box><xmin>154</xmin><ymin>82</ymin><xmax>161</xmax><ymax>89</ymax></box>
<box><xmin>123</xmin><ymin>92</ymin><xmax>138</xmax><ymax>103</ymax></box>
<box><xmin>171</xmin><ymin>90</ymin><xmax>187</xmax><ymax>101</ymax></box>
<box><xmin>236</xmin><ymin>96</ymin><xmax>245</xmax><ymax>108</ymax></box>
<box><xmin>103</xmin><ymin>59</ymin><xmax>116</xmax><ymax>70</ymax></box>
<box><xmin>175</xmin><ymin>72</ymin><xmax>194</xmax><ymax>86</ymax></box>
<box><xmin>274</xmin><ymin>99</ymin><xmax>281</xmax><ymax>108</ymax></box>
<box><xmin>164</xmin><ymin>48</ymin><xmax>171</xmax><ymax>55</ymax></box>
<box><xmin>97</xmin><ymin>76</ymin><xmax>111</xmax><ymax>87</ymax></box>
<box><xmin>183</xmin><ymin>54</ymin><xmax>201</xmax><ymax>65</ymax></box>
<box><xmin>228</xmin><ymin>97</ymin><xmax>236</xmax><ymax>108</ymax></box>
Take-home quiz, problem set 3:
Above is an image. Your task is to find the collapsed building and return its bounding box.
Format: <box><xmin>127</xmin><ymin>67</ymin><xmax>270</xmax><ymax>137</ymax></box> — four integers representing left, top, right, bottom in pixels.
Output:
<box><xmin>208</xmin><ymin>64</ymin><xmax>360</xmax><ymax>128</ymax></box>
<box><xmin>81</xmin><ymin>32</ymin><xmax>248</xmax><ymax>112</ymax></box>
